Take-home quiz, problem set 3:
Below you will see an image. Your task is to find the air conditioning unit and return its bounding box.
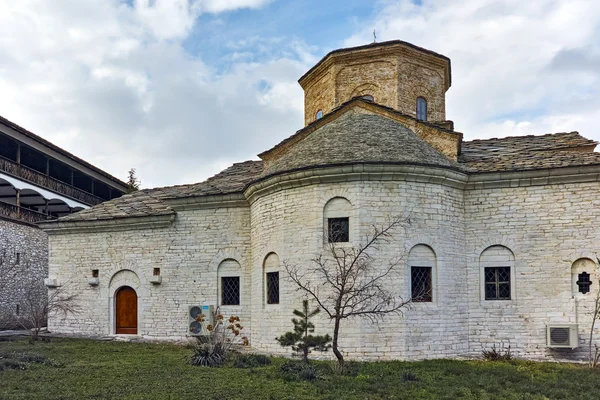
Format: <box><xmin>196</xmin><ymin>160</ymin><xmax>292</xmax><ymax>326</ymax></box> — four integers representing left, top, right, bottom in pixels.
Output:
<box><xmin>546</xmin><ymin>324</ymin><xmax>578</xmax><ymax>348</ymax></box>
<box><xmin>188</xmin><ymin>305</ymin><xmax>214</xmax><ymax>336</ymax></box>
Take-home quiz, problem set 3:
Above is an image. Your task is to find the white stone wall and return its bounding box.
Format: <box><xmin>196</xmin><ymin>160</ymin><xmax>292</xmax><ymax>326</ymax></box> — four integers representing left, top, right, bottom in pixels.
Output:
<box><xmin>47</xmin><ymin>206</ymin><xmax>252</xmax><ymax>339</ymax></box>
<box><xmin>249</xmin><ymin>180</ymin><xmax>468</xmax><ymax>360</ymax></box>
<box><xmin>464</xmin><ymin>182</ymin><xmax>600</xmax><ymax>361</ymax></box>
<box><xmin>46</xmin><ymin>172</ymin><xmax>600</xmax><ymax>363</ymax></box>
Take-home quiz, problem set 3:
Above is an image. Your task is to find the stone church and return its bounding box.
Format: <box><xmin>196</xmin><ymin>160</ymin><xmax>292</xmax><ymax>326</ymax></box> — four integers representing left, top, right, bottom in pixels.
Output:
<box><xmin>40</xmin><ymin>40</ymin><xmax>600</xmax><ymax>361</ymax></box>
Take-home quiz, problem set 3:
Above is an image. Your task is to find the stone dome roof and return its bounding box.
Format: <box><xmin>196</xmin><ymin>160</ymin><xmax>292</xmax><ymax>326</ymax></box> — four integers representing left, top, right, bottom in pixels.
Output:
<box><xmin>260</xmin><ymin>110</ymin><xmax>459</xmax><ymax>178</ymax></box>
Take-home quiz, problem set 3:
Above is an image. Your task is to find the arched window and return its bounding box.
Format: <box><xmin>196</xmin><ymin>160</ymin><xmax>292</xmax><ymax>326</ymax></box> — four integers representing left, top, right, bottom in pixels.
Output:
<box><xmin>263</xmin><ymin>253</ymin><xmax>280</xmax><ymax>305</ymax></box>
<box><xmin>416</xmin><ymin>97</ymin><xmax>427</xmax><ymax>121</ymax></box>
<box><xmin>479</xmin><ymin>246</ymin><xmax>515</xmax><ymax>301</ymax></box>
<box><xmin>571</xmin><ymin>258</ymin><xmax>597</xmax><ymax>295</ymax></box>
<box><xmin>408</xmin><ymin>244</ymin><xmax>436</xmax><ymax>302</ymax></box>
<box><xmin>362</xmin><ymin>95</ymin><xmax>374</xmax><ymax>102</ymax></box>
<box><xmin>315</xmin><ymin>110</ymin><xmax>323</xmax><ymax>120</ymax></box>
<box><xmin>323</xmin><ymin>197</ymin><xmax>352</xmax><ymax>243</ymax></box>
<box><xmin>217</xmin><ymin>259</ymin><xmax>241</xmax><ymax>306</ymax></box>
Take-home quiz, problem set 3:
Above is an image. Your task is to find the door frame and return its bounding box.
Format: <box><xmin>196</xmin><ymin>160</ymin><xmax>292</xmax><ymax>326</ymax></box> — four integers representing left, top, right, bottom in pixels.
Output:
<box><xmin>114</xmin><ymin>286</ymin><xmax>138</xmax><ymax>334</ymax></box>
<box><xmin>110</xmin><ymin>285</ymin><xmax>141</xmax><ymax>336</ymax></box>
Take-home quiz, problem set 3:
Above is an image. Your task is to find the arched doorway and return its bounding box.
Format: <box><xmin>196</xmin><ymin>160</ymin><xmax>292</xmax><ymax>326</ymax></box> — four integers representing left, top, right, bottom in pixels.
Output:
<box><xmin>115</xmin><ymin>286</ymin><xmax>137</xmax><ymax>334</ymax></box>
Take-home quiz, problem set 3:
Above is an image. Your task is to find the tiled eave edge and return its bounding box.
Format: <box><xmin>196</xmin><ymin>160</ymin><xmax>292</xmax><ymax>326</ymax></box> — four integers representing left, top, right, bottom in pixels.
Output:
<box><xmin>244</xmin><ymin>163</ymin><xmax>469</xmax><ymax>204</ymax></box>
<box><xmin>163</xmin><ymin>193</ymin><xmax>248</xmax><ymax>211</ymax></box>
<box><xmin>35</xmin><ymin>163</ymin><xmax>600</xmax><ymax>232</ymax></box>
<box><xmin>38</xmin><ymin>213</ymin><xmax>175</xmax><ymax>235</ymax></box>
<box><xmin>465</xmin><ymin>164</ymin><xmax>600</xmax><ymax>190</ymax></box>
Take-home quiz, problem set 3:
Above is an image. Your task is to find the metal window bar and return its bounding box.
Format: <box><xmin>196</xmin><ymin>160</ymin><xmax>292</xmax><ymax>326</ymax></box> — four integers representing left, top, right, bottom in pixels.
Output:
<box><xmin>266</xmin><ymin>272</ymin><xmax>279</xmax><ymax>304</ymax></box>
<box><xmin>484</xmin><ymin>267</ymin><xmax>511</xmax><ymax>300</ymax></box>
<box><xmin>577</xmin><ymin>272</ymin><xmax>592</xmax><ymax>294</ymax></box>
<box><xmin>221</xmin><ymin>276</ymin><xmax>240</xmax><ymax>306</ymax></box>
<box><xmin>411</xmin><ymin>267</ymin><xmax>432</xmax><ymax>302</ymax></box>
<box><xmin>328</xmin><ymin>217</ymin><xmax>349</xmax><ymax>243</ymax></box>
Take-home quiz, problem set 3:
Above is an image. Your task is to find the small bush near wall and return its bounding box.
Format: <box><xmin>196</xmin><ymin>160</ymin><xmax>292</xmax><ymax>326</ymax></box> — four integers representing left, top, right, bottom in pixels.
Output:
<box><xmin>482</xmin><ymin>345</ymin><xmax>513</xmax><ymax>361</ymax></box>
<box><xmin>230</xmin><ymin>353</ymin><xmax>272</xmax><ymax>369</ymax></box>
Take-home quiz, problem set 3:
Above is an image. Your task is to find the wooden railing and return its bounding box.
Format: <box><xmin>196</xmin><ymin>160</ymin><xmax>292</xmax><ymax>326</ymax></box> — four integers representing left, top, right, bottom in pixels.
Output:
<box><xmin>0</xmin><ymin>202</ymin><xmax>58</xmax><ymax>224</ymax></box>
<box><xmin>0</xmin><ymin>156</ymin><xmax>103</xmax><ymax>206</ymax></box>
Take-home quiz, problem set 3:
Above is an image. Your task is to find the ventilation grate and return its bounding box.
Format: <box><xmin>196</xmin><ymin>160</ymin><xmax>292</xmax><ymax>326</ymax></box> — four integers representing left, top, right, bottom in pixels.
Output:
<box><xmin>549</xmin><ymin>327</ymin><xmax>570</xmax><ymax>345</ymax></box>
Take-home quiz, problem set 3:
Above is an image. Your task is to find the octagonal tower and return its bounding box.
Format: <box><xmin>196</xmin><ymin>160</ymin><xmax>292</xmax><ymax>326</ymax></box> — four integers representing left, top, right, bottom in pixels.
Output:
<box><xmin>299</xmin><ymin>40</ymin><xmax>451</xmax><ymax>126</ymax></box>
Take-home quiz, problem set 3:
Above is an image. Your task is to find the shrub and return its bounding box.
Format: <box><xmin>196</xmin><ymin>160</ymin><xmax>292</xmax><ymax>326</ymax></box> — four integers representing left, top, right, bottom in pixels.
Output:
<box><xmin>482</xmin><ymin>345</ymin><xmax>512</xmax><ymax>361</ymax></box>
<box><xmin>329</xmin><ymin>360</ymin><xmax>359</xmax><ymax>376</ymax></box>
<box><xmin>279</xmin><ymin>360</ymin><xmax>324</xmax><ymax>382</ymax></box>
<box><xmin>401</xmin><ymin>369</ymin><xmax>419</xmax><ymax>382</ymax></box>
<box><xmin>0</xmin><ymin>351</ymin><xmax>63</xmax><ymax>370</ymax></box>
<box><xmin>230</xmin><ymin>353</ymin><xmax>272</xmax><ymax>369</ymax></box>
<box><xmin>0</xmin><ymin>360</ymin><xmax>28</xmax><ymax>371</ymax></box>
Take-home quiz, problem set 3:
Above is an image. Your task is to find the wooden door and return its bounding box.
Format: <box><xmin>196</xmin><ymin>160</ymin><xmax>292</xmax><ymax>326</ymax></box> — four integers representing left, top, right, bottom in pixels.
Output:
<box><xmin>115</xmin><ymin>286</ymin><xmax>137</xmax><ymax>334</ymax></box>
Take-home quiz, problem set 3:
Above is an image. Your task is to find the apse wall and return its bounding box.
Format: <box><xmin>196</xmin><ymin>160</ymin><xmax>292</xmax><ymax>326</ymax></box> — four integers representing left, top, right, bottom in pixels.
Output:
<box><xmin>248</xmin><ymin>172</ymin><xmax>468</xmax><ymax>361</ymax></box>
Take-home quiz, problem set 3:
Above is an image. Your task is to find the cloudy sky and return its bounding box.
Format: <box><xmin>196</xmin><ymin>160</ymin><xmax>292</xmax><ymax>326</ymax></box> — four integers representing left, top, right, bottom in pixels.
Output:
<box><xmin>0</xmin><ymin>0</ymin><xmax>598</xmax><ymax>188</ymax></box>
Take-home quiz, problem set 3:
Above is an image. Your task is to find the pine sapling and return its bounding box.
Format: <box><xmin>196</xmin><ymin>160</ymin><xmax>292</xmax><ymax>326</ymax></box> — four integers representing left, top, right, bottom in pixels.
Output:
<box><xmin>276</xmin><ymin>300</ymin><xmax>331</xmax><ymax>363</ymax></box>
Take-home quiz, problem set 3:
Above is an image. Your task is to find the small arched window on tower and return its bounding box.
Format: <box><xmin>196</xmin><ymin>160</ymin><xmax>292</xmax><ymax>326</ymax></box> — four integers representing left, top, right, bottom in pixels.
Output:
<box><xmin>416</xmin><ymin>97</ymin><xmax>427</xmax><ymax>121</ymax></box>
<box><xmin>362</xmin><ymin>95</ymin><xmax>374</xmax><ymax>102</ymax></box>
<box><xmin>315</xmin><ymin>110</ymin><xmax>323</xmax><ymax>120</ymax></box>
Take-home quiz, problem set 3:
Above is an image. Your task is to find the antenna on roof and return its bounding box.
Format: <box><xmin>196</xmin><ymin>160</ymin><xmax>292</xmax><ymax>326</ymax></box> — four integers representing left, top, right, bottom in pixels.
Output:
<box><xmin>373</xmin><ymin>29</ymin><xmax>377</xmax><ymax>43</ymax></box>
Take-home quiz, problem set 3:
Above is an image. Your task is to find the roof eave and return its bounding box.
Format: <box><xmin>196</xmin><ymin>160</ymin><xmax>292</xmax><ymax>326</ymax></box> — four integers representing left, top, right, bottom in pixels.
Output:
<box><xmin>0</xmin><ymin>114</ymin><xmax>128</xmax><ymax>189</ymax></box>
<box><xmin>298</xmin><ymin>40</ymin><xmax>452</xmax><ymax>89</ymax></box>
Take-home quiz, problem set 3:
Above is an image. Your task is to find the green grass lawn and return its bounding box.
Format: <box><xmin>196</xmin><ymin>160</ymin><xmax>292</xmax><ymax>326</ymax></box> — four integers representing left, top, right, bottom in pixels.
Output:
<box><xmin>1</xmin><ymin>337</ymin><xmax>599</xmax><ymax>400</ymax></box>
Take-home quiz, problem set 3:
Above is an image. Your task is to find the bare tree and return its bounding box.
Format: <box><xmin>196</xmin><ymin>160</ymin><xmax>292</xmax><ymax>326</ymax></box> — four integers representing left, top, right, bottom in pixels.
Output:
<box><xmin>13</xmin><ymin>281</ymin><xmax>79</xmax><ymax>341</ymax></box>
<box><xmin>285</xmin><ymin>215</ymin><xmax>412</xmax><ymax>366</ymax></box>
<box><xmin>588</xmin><ymin>258</ymin><xmax>600</xmax><ymax>367</ymax></box>
<box><xmin>0</xmin><ymin>249</ymin><xmax>20</xmax><ymax>328</ymax></box>
<box><xmin>0</xmin><ymin>249</ymin><xmax>18</xmax><ymax>291</ymax></box>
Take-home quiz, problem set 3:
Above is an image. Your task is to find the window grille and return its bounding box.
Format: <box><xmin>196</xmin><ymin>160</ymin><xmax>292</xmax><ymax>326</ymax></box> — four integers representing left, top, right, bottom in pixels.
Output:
<box><xmin>484</xmin><ymin>267</ymin><xmax>511</xmax><ymax>300</ymax></box>
<box><xmin>577</xmin><ymin>272</ymin><xmax>592</xmax><ymax>294</ymax></box>
<box><xmin>266</xmin><ymin>272</ymin><xmax>279</xmax><ymax>304</ymax></box>
<box><xmin>416</xmin><ymin>97</ymin><xmax>427</xmax><ymax>121</ymax></box>
<box><xmin>221</xmin><ymin>276</ymin><xmax>240</xmax><ymax>306</ymax></box>
<box><xmin>328</xmin><ymin>217</ymin><xmax>349</xmax><ymax>243</ymax></box>
<box><xmin>411</xmin><ymin>267</ymin><xmax>432</xmax><ymax>302</ymax></box>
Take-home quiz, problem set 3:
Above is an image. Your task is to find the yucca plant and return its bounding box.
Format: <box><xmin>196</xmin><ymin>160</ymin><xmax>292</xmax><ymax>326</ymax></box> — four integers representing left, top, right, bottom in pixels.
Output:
<box><xmin>189</xmin><ymin>308</ymin><xmax>248</xmax><ymax>367</ymax></box>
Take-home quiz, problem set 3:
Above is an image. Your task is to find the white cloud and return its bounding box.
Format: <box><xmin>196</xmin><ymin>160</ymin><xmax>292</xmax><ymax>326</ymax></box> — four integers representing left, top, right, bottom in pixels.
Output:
<box><xmin>134</xmin><ymin>0</ymin><xmax>202</xmax><ymax>40</ymax></box>
<box><xmin>346</xmin><ymin>0</ymin><xmax>600</xmax><ymax>142</ymax></box>
<box><xmin>200</xmin><ymin>0</ymin><xmax>274</xmax><ymax>14</ymax></box>
<box><xmin>1</xmin><ymin>0</ymin><xmax>598</xmax><ymax>190</ymax></box>
<box><xmin>0</xmin><ymin>0</ymin><xmax>307</xmax><ymax>188</ymax></box>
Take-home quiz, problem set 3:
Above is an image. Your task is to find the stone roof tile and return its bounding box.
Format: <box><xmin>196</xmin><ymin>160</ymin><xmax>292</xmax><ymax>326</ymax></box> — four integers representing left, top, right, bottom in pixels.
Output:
<box><xmin>57</xmin><ymin>161</ymin><xmax>263</xmax><ymax>222</ymax></box>
<box><xmin>51</xmin><ymin>125</ymin><xmax>600</xmax><ymax>223</ymax></box>
<box><xmin>460</xmin><ymin>132</ymin><xmax>599</xmax><ymax>172</ymax></box>
<box><xmin>57</xmin><ymin>189</ymin><xmax>175</xmax><ymax>222</ymax></box>
<box><xmin>261</xmin><ymin>110</ymin><xmax>459</xmax><ymax>178</ymax></box>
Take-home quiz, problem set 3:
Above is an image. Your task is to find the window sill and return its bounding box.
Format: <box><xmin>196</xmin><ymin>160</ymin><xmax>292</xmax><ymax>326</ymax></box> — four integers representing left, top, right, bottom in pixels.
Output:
<box><xmin>479</xmin><ymin>299</ymin><xmax>516</xmax><ymax>307</ymax></box>
<box><xmin>324</xmin><ymin>241</ymin><xmax>354</xmax><ymax>249</ymax></box>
